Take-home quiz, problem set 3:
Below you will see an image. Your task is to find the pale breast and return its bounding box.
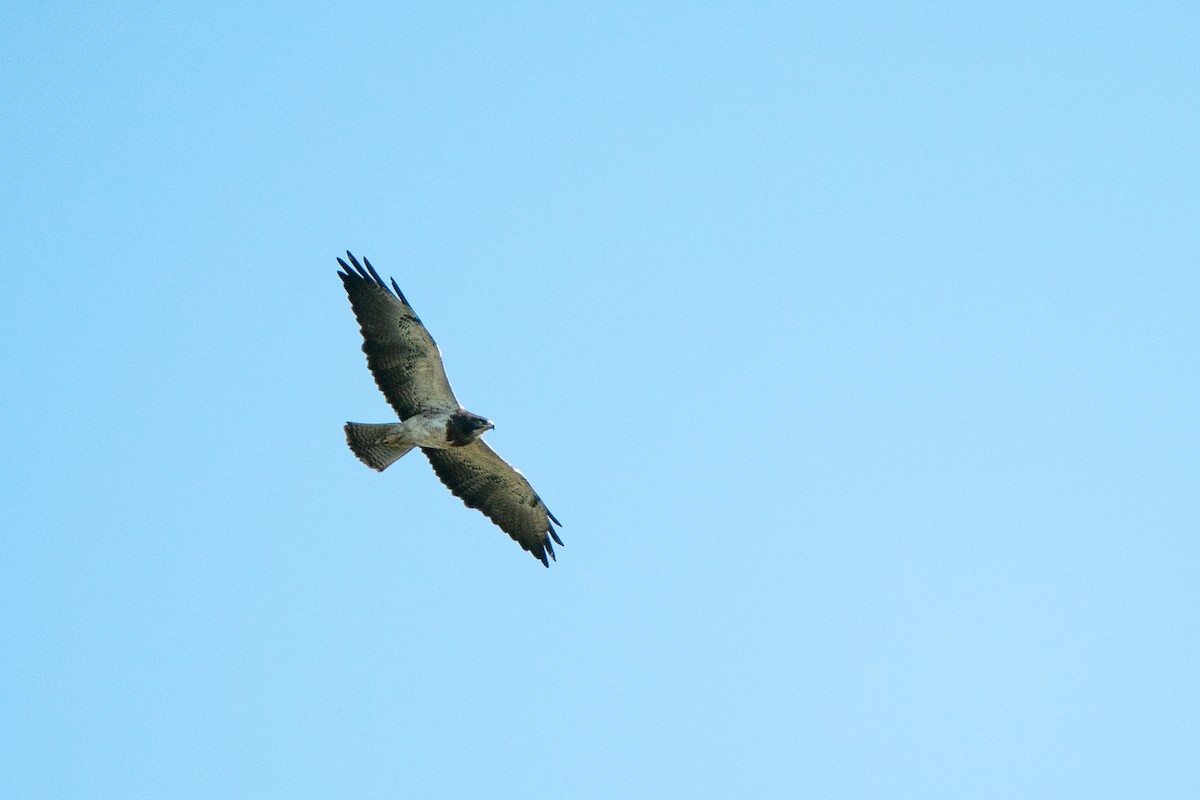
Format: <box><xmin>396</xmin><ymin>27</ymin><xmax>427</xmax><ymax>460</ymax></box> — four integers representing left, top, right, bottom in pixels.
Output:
<box><xmin>397</xmin><ymin>409</ymin><xmax>457</xmax><ymax>449</ymax></box>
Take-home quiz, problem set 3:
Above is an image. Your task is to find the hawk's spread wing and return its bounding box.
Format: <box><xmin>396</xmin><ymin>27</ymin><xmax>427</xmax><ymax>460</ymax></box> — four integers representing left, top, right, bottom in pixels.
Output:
<box><xmin>423</xmin><ymin>441</ymin><xmax>564</xmax><ymax>567</ymax></box>
<box><xmin>338</xmin><ymin>252</ymin><xmax>458</xmax><ymax>419</ymax></box>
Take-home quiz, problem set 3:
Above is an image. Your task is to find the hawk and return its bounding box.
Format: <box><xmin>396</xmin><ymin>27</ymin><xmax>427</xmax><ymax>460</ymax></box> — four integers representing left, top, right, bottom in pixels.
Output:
<box><xmin>337</xmin><ymin>252</ymin><xmax>563</xmax><ymax>566</ymax></box>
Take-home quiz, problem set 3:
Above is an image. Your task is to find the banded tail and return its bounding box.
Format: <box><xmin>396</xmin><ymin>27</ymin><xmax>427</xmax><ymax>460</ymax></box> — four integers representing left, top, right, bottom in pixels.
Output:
<box><xmin>344</xmin><ymin>422</ymin><xmax>414</xmax><ymax>471</ymax></box>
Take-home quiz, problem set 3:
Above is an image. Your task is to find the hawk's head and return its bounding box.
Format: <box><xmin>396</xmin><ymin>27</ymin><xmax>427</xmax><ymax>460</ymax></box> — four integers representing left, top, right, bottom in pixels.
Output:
<box><xmin>446</xmin><ymin>409</ymin><xmax>495</xmax><ymax>446</ymax></box>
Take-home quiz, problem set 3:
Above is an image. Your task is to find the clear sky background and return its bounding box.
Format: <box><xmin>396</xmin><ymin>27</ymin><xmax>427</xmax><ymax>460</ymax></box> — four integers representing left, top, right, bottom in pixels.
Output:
<box><xmin>2</xmin><ymin>2</ymin><xmax>1197</xmax><ymax>797</ymax></box>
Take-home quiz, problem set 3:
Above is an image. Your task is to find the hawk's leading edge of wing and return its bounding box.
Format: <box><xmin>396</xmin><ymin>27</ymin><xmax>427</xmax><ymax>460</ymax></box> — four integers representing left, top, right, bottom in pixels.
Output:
<box><xmin>423</xmin><ymin>442</ymin><xmax>564</xmax><ymax>567</ymax></box>
<box><xmin>337</xmin><ymin>252</ymin><xmax>459</xmax><ymax>419</ymax></box>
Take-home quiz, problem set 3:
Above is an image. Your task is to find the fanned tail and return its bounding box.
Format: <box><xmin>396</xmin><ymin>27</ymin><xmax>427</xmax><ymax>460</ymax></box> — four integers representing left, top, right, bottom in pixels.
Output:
<box><xmin>344</xmin><ymin>422</ymin><xmax>413</xmax><ymax>471</ymax></box>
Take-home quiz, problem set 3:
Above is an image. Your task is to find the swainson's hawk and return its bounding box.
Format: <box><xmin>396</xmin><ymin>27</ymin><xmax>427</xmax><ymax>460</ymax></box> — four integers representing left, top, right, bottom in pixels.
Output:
<box><xmin>338</xmin><ymin>252</ymin><xmax>563</xmax><ymax>566</ymax></box>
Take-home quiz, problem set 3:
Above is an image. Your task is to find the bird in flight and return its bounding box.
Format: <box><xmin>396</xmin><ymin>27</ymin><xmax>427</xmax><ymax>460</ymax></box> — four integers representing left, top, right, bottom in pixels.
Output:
<box><xmin>337</xmin><ymin>252</ymin><xmax>563</xmax><ymax>566</ymax></box>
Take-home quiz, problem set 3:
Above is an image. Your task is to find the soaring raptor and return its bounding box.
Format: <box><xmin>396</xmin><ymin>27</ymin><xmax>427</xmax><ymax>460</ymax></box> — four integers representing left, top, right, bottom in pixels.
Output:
<box><xmin>337</xmin><ymin>252</ymin><xmax>563</xmax><ymax>566</ymax></box>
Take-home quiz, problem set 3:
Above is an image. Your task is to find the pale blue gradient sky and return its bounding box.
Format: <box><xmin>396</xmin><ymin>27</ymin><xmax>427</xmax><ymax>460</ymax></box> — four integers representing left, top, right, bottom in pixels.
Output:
<box><xmin>2</xmin><ymin>2</ymin><xmax>1198</xmax><ymax>797</ymax></box>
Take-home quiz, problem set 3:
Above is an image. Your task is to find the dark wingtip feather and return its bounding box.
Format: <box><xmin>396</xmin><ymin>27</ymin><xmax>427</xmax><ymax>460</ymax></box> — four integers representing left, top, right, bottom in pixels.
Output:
<box><xmin>338</xmin><ymin>252</ymin><xmax>407</xmax><ymax>304</ymax></box>
<box><xmin>341</xmin><ymin>252</ymin><xmax>371</xmax><ymax>286</ymax></box>
<box><xmin>390</xmin><ymin>277</ymin><xmax>409</xmax><ymax>304</ymax></box>
<box><xmin>361</xmin><ymin>255</ymin><xmax>388</xmax><ymax>288</ymax></box>
<box><xmin>337</xmin><ymin>253</ymin><xmax>367</xmax><ymax>284</ymax></box>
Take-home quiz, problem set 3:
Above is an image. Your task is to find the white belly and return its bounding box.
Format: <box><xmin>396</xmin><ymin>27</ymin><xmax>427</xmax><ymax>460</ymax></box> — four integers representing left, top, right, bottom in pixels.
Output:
<box><xmin>389</xmin><ymin>409</ymin><xmax>455</xmax><ymax>449</ymax></box>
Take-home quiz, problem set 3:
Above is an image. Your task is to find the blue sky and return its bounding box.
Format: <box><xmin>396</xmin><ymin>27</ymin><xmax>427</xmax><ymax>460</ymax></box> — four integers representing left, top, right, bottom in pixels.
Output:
<box><xmin>2</xmin><ymin>2</ymin><xmax>1197</xmax><ymax>797</ymax></box>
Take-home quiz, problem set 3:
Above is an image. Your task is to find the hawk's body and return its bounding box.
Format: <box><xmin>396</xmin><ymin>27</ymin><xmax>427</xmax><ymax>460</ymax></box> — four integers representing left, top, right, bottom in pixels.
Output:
<box><xmin>337</xmin><ymin>252</ymin><xmax>563</xmax><ymax>566</ymax></box>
